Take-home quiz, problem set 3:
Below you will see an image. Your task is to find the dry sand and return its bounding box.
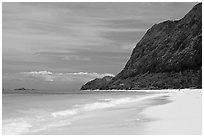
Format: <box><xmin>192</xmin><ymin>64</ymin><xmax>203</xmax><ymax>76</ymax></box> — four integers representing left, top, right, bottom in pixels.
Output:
<box><xmin>142</xmin><ymin>89</ymin><xmax>202</xmax><ymax>134</ymax></box>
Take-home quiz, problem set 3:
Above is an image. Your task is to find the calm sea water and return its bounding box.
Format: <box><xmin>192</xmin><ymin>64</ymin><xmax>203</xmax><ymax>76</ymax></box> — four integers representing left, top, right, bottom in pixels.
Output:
<box><xmin>2</xmin><ymin>90</ymin><xmax>170</xmax><ymax>135</ymax></box>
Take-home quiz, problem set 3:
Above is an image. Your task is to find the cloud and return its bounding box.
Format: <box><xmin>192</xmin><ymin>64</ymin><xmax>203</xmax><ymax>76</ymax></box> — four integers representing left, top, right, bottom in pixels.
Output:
<box><xmin>22</xmin><ymin>71</ymin><xmax>114</xmax><ymax>83</ymax></box>
<box><xmin>63</xmin><ymin>55</ymin><xmax>91</xmax><ymax>61</ymax></box>
<box><xmin>3</xmin><ymin>2</ymin><xmax>198</xmax><ymax>82</ymax></box>
<box><xmin>35</xmin><ymin>50</ymin><xmax>91</xmax><ymax>62</ymax></box>
<box><xmin>23</xmin><ymin>71</ymin><xmax>54</xmax><ymax>81</ymax></box>
<box><xmin>25</xmin><ymin>71</ymin><xmax>53</xmax><ymax>75</ymax></box>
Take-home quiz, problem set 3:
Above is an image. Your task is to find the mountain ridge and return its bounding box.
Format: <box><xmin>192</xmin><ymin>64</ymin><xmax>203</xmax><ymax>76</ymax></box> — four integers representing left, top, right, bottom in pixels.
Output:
<box><xmin>81</xmin><ymin>3</ymin><xmax>202</xmax><ymax>90</ymax></box>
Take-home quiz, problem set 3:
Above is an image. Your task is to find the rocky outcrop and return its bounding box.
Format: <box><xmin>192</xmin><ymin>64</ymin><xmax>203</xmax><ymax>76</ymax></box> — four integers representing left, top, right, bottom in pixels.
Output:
<box><xmin>80</xmin><ymin>76</ymin><xmax>113</xmax><ymax>90</ymax></box>
<box><xmin>81</xmin><ymin>3</ymin><xmax>202</xmax><ymax>90</ymax></box>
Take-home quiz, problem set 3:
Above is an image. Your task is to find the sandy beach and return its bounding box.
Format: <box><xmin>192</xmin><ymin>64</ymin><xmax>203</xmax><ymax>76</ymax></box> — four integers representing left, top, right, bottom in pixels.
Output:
<box><xmin>2</xmin><ymin>89</ymin><xmax>202</xmax><ymax>135</ymax></box>
<box><xmin>47</xmin><ymin>89</ymin><xmax>202</xmax><ymax>135</ymax></box>
<box><xmin>142</xmin><ymin>89</ymin><xmax>202</xmax><ymax>135</ymax></box>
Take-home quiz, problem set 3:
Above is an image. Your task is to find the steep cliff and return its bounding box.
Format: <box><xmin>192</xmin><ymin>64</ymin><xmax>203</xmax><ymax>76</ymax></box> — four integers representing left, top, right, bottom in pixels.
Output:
<box><xmin>81</xmin><ymin>3</ymin><xmax>202</xmax><ymax>90</ymax></box>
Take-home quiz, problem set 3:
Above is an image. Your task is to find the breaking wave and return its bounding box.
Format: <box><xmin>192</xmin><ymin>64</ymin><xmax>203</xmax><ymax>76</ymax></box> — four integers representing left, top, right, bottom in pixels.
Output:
<box><xmin>52</xmin><ymin>93</ymin><xmax>170</xmax><ymax>118</ymax></box>
<box><xmin>3</xmin><ymin>93</ymin><xmax>169</xmax><ymax>135</ymax></box>
<box><xmin>3</xmin><ymin>118</ymin><xmax>32</xmax><ymax>135</ymax></box>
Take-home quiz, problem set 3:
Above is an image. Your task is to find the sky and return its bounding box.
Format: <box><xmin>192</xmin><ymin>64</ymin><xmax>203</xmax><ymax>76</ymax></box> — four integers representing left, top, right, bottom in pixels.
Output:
<box><xmin>2</xmin><ymin>2</ymin><xmax>197</xmax><ymax>90</ymax></box>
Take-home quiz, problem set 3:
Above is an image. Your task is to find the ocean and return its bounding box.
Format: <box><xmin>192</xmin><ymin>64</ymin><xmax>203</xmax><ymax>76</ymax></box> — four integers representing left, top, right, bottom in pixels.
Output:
<box><xmin>2</xmin><ymin>90</ymin><xmax>171</xmax><ymax>135</ymax></box>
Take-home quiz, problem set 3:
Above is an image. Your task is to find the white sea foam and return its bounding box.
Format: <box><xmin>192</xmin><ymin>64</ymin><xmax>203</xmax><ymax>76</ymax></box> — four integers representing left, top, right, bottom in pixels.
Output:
<box><xmin>82</xmin><ymin>97</ymin><xmax>132</xmax><ymax>111</ymax></box>
<box><xmin>52</xmin><ymin>109</ymin><xmax>78</xmax><ymax>118</ymax></box>
<box><xmin>51</xmin><ymin>93</ymin><xmax>170</xmax><ymax>118</ymax></box>
<box><xmin>51</xmin><ymin>97</ymin><xmax>134</xmax><ymax>118</ymax></box>
<box><xmin>29</xmin><ymin>119</ymin><xmax>72</xmax><ymax>133</ymax></box>
<box><xmin>99</xmin><ymin>98</ymin><xmax>113</xmax><ymax>102</ymax></box>
<box><xmin>82</xmin><ymin>93</ymin><xmax>170</xmax><ymax>111</ymax></box>
<box><xmin>3</xmin><ymin>114</ymin><xmax>72</xmax><ymax>134</ymax></box>
<box><xmin>3</xmin><ymin>92</ymin><xmax>171</xmax><ymax>135</ymax></box>
<box><xmin>82</xmin><ymin>101</ymin><xmax>116</xmax><ymax>111</ymax></box>
<box><xmin>3</xmin><ymin>118</ymin><xmax>32</xmax><ymax>135</ymax></box>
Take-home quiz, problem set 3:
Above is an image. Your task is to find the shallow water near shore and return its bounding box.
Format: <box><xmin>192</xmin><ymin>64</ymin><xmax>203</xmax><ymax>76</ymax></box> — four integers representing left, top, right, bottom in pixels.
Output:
<box><xmin>2</xmin><ymin>90</ymin><xmax>171</xmax><ymax>135</ymax></box>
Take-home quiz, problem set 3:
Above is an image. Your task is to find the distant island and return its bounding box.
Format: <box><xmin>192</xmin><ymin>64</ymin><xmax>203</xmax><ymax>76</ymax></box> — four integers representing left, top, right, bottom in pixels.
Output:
<box><xmin>81</xmin><ymin>3</ymin><xmax>202</xmax><ymax>90</ymax></box>
<box><xmin>14</xmin><ymin>88</ymin><xmax>36</xmax><ymax>91</ymax></box>
<box><xmin>2</xmin><ymin>88</ymin><xmax>38</xmax><ymax>94</ymax></box>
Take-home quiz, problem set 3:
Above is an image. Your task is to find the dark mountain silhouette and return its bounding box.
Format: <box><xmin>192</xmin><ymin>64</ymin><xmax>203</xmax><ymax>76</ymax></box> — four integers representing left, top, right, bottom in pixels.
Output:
<box><xmin>81</xmin><ymin>3</ymin><xmax>202</xmax><ymax>90</ymax></box>
<box><xmin>81</xmin><ymin>76</ymin><xmax>113</xmax><ymax>90</ymax></box>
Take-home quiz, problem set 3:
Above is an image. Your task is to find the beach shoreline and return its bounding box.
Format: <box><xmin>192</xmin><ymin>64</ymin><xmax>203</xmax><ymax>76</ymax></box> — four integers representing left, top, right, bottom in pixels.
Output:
<box><xmin>2</xmin><ymin>89</ymin><xmax>201</xmax><ymax>135</ymax></box>
<box><xmin>33</xmin><ymin>89</ymin><xmax>202</xmax><ymax>135</ymax></box>
<box><xmin>81</xmin><ymin>88</ymin><xmax>196</xmax><ymax>92</ymax></box>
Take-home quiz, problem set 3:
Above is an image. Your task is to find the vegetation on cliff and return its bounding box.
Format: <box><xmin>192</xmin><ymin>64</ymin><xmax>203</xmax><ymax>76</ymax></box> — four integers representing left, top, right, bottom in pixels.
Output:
<box><xmin>81</xmin><ymin>3</ymin><xmax>202</xmax><ymax>90</ymax></box>
<box><xmin>81</xmin><ymin>76</ymin><xmax>113</xmax><ymax>90</ymax></box>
